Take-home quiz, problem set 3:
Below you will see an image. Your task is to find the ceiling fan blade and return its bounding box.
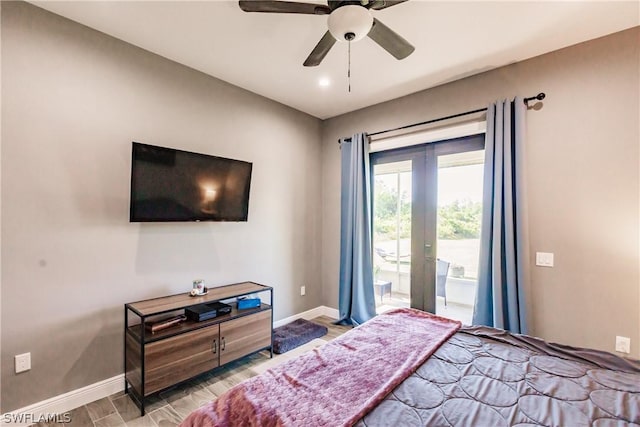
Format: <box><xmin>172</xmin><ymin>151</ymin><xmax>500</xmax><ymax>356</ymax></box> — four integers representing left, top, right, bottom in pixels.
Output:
<box><xmin>303</xmin><ymin>31</ymin><xmax>337</xmax><ymax>67</ymax></box>
<box><xmin>367</xmin><ymin>18</ymin><xmax>415</xmax><ymax>60</ymax></box>
<box><xmin>370</xmin><ymin>0</ymin><xmax>408</xmax><ymax>10</ymax></box>
<box><xmin>239</xmin><ymin>1</ymin><xmax>331</xmax><ymax>15</ymax></box>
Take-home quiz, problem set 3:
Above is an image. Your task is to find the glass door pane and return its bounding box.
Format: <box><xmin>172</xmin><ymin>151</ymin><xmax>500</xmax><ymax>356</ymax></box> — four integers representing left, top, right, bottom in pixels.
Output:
<box><xmin>372</xmin><ymin>160</ymin><xmax>412</xmax><ymax>313</ymax></box>
<box><xmin>435</xmin><ymin>150</ymin><xmax>485</xmax><ymax>324</ymax></box>
<box><xmin>371</xmin><ymin>134</ymin><xmax>484</xmax><ymax>319</ymax></box>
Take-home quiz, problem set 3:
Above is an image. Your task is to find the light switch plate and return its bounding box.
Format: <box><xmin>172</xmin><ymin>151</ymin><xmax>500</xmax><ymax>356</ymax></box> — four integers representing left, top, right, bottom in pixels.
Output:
<box><xmin>15</xmin><ymin>353</ymin><xmax>31</xmax><ymax>373</ymax></box>
<box><xmin>536</xmin><ymin>252</ymin><xmax>554</xmax><ymax>267</ymax></box>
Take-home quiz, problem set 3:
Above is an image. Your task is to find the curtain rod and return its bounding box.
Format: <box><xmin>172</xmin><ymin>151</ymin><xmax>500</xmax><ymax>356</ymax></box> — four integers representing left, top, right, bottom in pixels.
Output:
<box><xmin>338</xmin><ymin>93</ymin><xmax>545</xmax><ymax>144</ymax></box>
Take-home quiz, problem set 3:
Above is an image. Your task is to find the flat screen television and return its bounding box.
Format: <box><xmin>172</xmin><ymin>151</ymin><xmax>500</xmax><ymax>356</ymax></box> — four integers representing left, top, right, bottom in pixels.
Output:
<box><xmin>130</xmin><ymin>142</ymin><xmax>252</xmax><ymax>222</ymax></box>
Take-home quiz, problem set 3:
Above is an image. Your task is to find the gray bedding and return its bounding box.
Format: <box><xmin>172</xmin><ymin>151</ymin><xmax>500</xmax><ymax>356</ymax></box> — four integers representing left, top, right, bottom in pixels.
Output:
<box><xmin>356</xmin><ymin>326</ymin><xmax>640</xmax><ymax>427</ymax></box>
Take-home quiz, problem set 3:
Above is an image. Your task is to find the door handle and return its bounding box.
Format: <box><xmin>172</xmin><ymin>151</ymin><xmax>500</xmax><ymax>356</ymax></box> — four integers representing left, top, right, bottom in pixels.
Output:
<box><xmin>212</xmin><ymin>339</ymin><xmax>217</xmax><ymax>354</ymax></box>
<box><xmin>425</xmin><ymin>243</ymin><xmax>435</xmax><ymax>261</ymax></box>
<box><xmin>221</xmin><ymin>337</ymin><xmax>226</xmax><ymax>351</ymax></box>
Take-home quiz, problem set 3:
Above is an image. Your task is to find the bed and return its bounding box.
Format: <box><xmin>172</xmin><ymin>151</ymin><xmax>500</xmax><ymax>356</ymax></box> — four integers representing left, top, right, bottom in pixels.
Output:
<box><xmin>180</xmin><ymin>308</ymin><xmax>640</xmax><ymax>427</ymax></box>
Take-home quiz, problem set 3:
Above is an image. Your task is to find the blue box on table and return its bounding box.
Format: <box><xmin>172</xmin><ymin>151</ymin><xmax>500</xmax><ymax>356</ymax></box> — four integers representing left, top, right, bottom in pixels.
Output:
<box><xmin>237</xmin><ymin>297</ymin><xmax>261</xmax><ymax>310</ymax></box>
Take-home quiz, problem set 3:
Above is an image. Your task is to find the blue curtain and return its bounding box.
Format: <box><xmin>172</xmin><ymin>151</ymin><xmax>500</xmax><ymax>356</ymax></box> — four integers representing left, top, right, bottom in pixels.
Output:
<box><xmin>473</xmin><ymin>98</ymin><xmax>529</xmax><ymax>334</ymax></box>
<box><xmin>337</xmin><ymin>133</ymin><xmax>376</xmax><ymax>325</ymax></box>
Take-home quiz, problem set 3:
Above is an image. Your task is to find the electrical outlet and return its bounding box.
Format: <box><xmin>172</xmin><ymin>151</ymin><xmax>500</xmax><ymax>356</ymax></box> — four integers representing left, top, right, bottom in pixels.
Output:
<box><xmin>615</xmin><ymin>336</ymin><xmax>631</xmax><ymax>354</ymax></box>
<box><xmin>15</xmin><ymin>353</ymin><xmax>31</xmax><ymax>373</ymax></box>
<box><xmin>535</xmin><ymin>252</ymin><xmax>554</xmax><ymax>267</ymax></box>
<box><xmin>300</xmin><ymin>286</ymin><xmax>306</xmax><ymax>296</ymax></box>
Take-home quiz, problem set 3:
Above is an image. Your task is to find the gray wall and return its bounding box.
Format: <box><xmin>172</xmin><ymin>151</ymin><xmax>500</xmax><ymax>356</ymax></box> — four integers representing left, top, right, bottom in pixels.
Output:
<box><xmin>321</xmin><ymin>27</ymin><xmax>640</xmax><ymax>358</ymax></box>
<box><xmin>1</xmin><ymin>2</ymin><xmax>322</xmax><ymax>411</ymax></box>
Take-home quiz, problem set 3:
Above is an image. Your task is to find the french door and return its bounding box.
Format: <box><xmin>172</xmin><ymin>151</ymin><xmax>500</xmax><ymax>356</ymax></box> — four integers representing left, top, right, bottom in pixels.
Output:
<box><xmin>371</xmin><ymin>134</ymin><xmax>485</xmax><ymax>322</ymax></box>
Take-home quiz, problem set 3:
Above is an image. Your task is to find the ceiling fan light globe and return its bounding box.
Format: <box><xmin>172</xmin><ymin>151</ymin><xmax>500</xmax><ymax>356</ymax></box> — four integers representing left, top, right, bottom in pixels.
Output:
<box><xmin>328</xmin><ymin>5</ymin><xmax>373</xmax><ymax>42</ymax></box>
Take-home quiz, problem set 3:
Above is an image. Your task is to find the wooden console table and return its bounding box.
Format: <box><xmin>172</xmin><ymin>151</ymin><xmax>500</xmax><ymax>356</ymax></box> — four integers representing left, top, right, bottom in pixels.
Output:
<box><xmin>124</xmin><ymin>281</ymin><xmax>273</xmax><ymax>415</ymax></box>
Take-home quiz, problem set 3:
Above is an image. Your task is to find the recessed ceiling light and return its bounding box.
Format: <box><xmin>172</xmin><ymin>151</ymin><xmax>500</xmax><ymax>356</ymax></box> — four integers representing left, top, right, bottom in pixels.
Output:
<box><xmin>318</xmin><ymin>77</ymin><xmax>331</xmax><ymax>87</ymax></box>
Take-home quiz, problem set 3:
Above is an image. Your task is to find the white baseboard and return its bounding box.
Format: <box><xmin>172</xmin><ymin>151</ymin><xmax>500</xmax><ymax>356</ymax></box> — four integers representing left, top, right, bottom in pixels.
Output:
<box><xmin>2</xmin><ymin>374</ymin><xmax>123</xmax><ymax>427</ymax></box>
<box><xmin>321</xmin><ymin>305</ymin><xmax>339</xmax><ymax>319</ymax></box>
<box><xmin>2</xmin><ymin>305</ymin><xmax>339</xmax><ymax>425</ymax></box>
<box><xmin>272</xmin><ymin>305</ymin><xmax>338</xmax><ymax>327</ymax></box>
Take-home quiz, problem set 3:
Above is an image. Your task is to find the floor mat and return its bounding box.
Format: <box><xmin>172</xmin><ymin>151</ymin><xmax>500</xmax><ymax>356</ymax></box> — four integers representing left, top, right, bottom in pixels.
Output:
<box><xmin>272</xmin><ymin>318</ymin><xmax>328</xmax><ymax>354</ymax></box>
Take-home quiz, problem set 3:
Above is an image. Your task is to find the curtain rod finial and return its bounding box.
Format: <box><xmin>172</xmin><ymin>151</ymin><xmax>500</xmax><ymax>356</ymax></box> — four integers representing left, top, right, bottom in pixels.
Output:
<box><xmin>524</xmin><ymin>92</ymin><xmax>546</xmax><ymax>106</ymax></box>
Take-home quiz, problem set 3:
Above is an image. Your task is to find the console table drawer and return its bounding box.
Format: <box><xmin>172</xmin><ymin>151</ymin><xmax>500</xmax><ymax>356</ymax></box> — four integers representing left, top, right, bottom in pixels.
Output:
<box><xmin>220</xmin><ymin>310</ymin><xmax>271</xmax><ymax>365</ymax></box>
<box><xmin>144</xmin><ymin>325</ymin><xmax>220</xmax><ymax>395</ymax></box>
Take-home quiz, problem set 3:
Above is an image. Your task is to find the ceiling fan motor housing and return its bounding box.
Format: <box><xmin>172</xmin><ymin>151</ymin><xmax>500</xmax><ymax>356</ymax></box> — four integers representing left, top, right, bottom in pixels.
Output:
<box><xmin>328</xmin><ymin>5</ymin><xmax>373</xmax><ymax>42</ymax></box>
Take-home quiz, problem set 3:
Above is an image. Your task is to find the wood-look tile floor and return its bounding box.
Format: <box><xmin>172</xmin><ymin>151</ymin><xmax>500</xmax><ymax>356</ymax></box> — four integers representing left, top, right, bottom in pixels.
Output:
<box><xmin>34</xmin><ymin>316</ymin><xmax>350</xmax><ymax>427</ymax></box>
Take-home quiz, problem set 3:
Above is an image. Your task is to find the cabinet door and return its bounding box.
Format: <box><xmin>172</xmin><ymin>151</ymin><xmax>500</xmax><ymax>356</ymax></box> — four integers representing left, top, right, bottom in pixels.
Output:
<box><xmin>145</xmin><ymin>325</ymin><xmax>219</xmax><ymax>395</ymax></box>
<box><xmin>220</xmin><ymin>310</ymin><xmax>271</xmax><ymax>366</ymax></box>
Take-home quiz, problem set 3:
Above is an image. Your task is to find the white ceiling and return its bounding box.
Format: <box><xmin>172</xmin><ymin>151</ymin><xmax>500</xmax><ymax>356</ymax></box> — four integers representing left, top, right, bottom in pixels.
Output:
<box><xmin>32</xmin><ymin>1</ymin><xmax>639</xmax><ymax>119</ymax></box>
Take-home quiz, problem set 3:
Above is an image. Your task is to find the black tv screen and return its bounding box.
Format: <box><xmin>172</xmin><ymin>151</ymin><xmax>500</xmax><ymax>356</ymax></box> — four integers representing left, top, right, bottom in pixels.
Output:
<box><xmin>130</xmin><ymin>142</ymin><xmax>252</xmax><ymax>222</ymax></box>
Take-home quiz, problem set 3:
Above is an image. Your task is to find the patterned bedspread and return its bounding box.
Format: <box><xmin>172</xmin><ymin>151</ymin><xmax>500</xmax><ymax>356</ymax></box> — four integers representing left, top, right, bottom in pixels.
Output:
<box><xmin>181</xmin><ymin>312</ymin><xmax>640</xmax><ymax>426</ymax></box>
<box><xmin>356</xmin><ymin>326</ymin><xmax>640</xmax><ymax>426</ymax></box>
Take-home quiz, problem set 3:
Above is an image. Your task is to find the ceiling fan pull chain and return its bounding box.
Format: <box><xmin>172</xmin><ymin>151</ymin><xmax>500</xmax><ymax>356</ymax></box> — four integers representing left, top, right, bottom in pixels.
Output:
<box><xmin>348</xmin><ymin>39</ymin><xmax>351</xmax><ymax>93</ymax></box>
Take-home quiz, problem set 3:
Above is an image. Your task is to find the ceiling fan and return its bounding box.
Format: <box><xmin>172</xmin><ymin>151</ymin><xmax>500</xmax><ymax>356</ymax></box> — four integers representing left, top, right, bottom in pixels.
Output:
<box><xmin>239</xmin><ymin>1</ymin><xmax>415</xmax><ymax>67</ymax></box>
